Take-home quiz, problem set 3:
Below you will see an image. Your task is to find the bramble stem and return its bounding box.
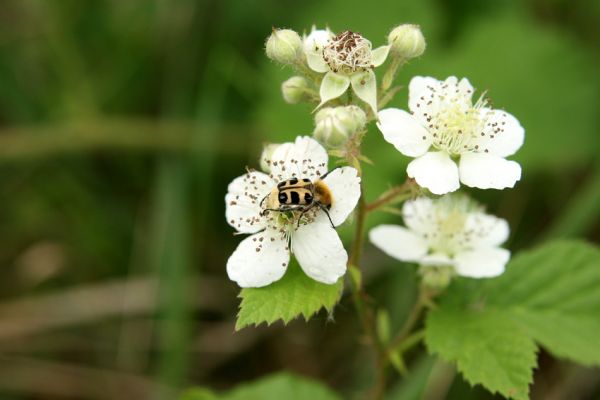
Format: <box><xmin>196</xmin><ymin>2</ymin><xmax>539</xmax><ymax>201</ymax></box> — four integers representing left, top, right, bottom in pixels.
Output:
<box><xmin>366</xmin><ymin>178</ymin><xmax>417</xmax><ymax>213</ymax></box>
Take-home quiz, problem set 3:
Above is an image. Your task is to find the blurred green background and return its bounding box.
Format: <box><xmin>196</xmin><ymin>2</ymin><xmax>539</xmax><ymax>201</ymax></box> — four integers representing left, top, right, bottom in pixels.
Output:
<box><xmin>0</xmin><ymin>0</ymin><xmax>599</xmax><ymax>399</ymax></box>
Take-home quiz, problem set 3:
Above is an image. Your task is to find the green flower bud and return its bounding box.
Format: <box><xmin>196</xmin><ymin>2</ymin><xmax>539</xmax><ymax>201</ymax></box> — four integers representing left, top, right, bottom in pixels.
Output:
<box><xmin>388</xmin><ymin>24</ymin><xmax>426</xmax><ymax>59</ymax></box>
<box><xmin>313</xmin><ymin>106</ymin><xmax>367</xmax><ymax>148</ymax></box>
<box><xmin>419</xmin><ymin>264</ymin><xmax>454</xmax><ymax>290</ymax></box>
<box><xmin>281</xmin><ymin>76</ymin><xmax>309</xmax><ymax>104</ymax></box>
<box><xmin>265</xmin><ymin>28</ymin><xmax>303</xmax><ymax>65</ymax></box>
<box><xmin>259</xmin><ymin>143</ymin><xmax>281</xmax><ymax>173</ymax></box>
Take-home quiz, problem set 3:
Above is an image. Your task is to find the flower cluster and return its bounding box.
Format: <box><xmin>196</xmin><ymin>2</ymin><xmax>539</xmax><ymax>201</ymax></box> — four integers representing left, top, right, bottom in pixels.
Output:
<box><xmin>225</xmin><ymin>23</ymin><xmax>524</xmax><ymax>291</ymax></box>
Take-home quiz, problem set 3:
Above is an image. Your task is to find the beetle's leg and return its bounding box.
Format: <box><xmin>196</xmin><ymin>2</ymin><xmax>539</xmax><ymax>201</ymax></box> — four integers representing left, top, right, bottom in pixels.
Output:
<box><xmin>317</xmin><ymin>166</ymin><xmax>341</xmax><ymax>181</ymax></box>
<box><xmin>317</xmin><ymin>202</ymin><xmax>336</xmax><ymax>228</ymax></box>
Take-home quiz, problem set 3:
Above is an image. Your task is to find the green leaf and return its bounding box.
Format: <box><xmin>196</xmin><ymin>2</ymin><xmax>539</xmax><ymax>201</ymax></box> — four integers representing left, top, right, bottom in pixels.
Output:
<box><xmin>181</xmin><ymin>372</ymin><xmax>341</xmax><ymax>400</ymax></box>
<box><xmin>225</xmin><ymin>372</ymin><xmax>341</xmax><ymax>400</ymax></box>
<box><xmin>426</xmin><ymin>306</ymin><xmax>537</xmax><ymax>400</ymax></box>
<box><xmin>236</xmin><ymin>261</ymin><xmax>343</xmax><ymax>330</ymax></box>
<box><xmin>425</xmin><ymin>240</ymin><xmax>600</xmax><ymax>400</ymax></box>
<box><xmin>179</xmin><ymin>388</ymin><xmax>218</xmax><ymax>400</ymax></box>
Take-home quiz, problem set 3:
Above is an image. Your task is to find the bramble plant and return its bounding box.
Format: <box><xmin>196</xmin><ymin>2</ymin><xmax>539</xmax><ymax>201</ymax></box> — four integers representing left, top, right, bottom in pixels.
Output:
<box><xmin>215</xmin><ymin>24</ymin><xmax>600</xmax><ymax>400</ymax></box>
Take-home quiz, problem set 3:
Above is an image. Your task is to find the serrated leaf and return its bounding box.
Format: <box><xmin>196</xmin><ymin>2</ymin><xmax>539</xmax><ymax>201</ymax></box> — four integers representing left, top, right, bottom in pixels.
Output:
<box><xmin>484</xmin><ymin>240</ymin><xmax>600</xmax><ymax>365</ymax></box>
<box><xmin>180</xmin><ymin>372</ymin><xmax>341</xmax><ymax>400</ymax></box>
<box><xmin>425</xmin><ymin>240</ymin><xmax>600</xmax><ymax>399</ymax></box>
<box><xmin>426</xmin><ymin>306</ymin><xmax>537</xmax><ymax>400</ymax></box>
<box><xmin>236</xmin><ymin>261</ymin><xmax>343</xmax><ymax>330</ymax></box>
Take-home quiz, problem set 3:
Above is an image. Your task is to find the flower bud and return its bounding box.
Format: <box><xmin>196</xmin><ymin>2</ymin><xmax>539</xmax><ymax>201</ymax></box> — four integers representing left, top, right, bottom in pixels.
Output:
<box><xmin>259</xmin><ymin>143</ymin><xmax>281</xmax><ymax>173</ymax></box>
<box><xmin>419</xmin><ymin>264</ymin><xmax>453</xmax><ymax>290</ymax></box>
<box><xmin>281</xmin><ymin>76</ymin><xmax>309</xmax><ymax>104</ymax></box>
<box><xmin>265</xmin><ymin>28</ymin><xmax>303</xmax><ymax>65</ymax></box>
<box><xmin>313</xmin><ymin>106</ymin><xmax>367</xmax><ymax>148</ymax></box>
<box><xmin>388</xmin><ymin>24</ymin><xmax>426</xmax><ymax>59</ymax></box>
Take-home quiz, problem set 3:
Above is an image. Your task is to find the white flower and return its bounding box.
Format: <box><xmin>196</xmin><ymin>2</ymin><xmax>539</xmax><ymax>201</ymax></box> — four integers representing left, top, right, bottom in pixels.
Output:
<box><xmin>377</xmin><ymin>76</ymin><xmax>524</xmax><ymax>195</ymax></box>
<box><xmin>226</xmin><ymin>136</ymin><xmax>361</xmax><ymax>288</ymax></box>
<box><xmin>304</xmin><ymin>28</ymin><xmax>390</xmax><ymax>114</ymax></box>
<box><xmin>369</xmin><ymin>194</ymin><xmax>511</xmax><ymax>279</ymax></box>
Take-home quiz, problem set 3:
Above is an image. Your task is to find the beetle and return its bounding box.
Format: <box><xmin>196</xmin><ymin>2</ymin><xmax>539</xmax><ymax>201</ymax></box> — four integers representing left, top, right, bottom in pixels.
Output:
<box><xmin>260</xmin><ymin>169</ymin><xmax>337</xmax><ymax>228</ymax></box>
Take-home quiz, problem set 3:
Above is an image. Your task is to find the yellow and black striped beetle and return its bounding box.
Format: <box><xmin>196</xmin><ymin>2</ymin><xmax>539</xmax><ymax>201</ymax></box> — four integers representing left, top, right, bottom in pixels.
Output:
<box><xmin>260</xmin><ymin>169</ymin><xmax>336</xmax><ymax>228</ymax></box>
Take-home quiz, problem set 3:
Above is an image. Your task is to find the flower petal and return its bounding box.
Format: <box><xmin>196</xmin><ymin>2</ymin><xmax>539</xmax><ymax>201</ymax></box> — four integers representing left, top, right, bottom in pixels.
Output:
<box><xmin>371</xmin><ymin>45</ymin><xmax>390</xmax><ymax>67</ymax></box>
<box><xmin>303</xmin><ymin>28</ymin><xmax>333</xmax><ymax>73</ymax></box>
<box><xmin>420</xmin><ymin>253</ymin><xmax>453</xmax><ymax>266</ymax></box>
<box><xmin>454</xmin><ymin>247</ymin><xmax>510</xmax><ymax>278</ymax></box>
<box><xmin>226</xmin><ymin>229</ymin><xmax>290</xmax><ymax>287</ymax></box>
<box><xmin>377</xmin><ymin>108</ymin><xmax>432</xmax><ymax>157</ymax></box>
<box><xmin>321</xmin><ymin>166</ymin><xmax>361</xmax><ymax>226</ymax></box>
<box><xmin>407</xmin><ymin>151</ymin><xmax>460</xmax><ymax>195</ymax></box>
<box><xmin>459</xmin><ymin>153</ymin><xmax>521</xmax><ymax>190</ymax></box>
<box><xmin>408</xmin><ymin>76</ymin><xmax>442</xmax><ymax>115</ymax></box>
<box><xmin>350</xmin><ymin>69</ymin><xmax>377</xmax><ymax>114</ymax></box>
<box><xmin>465</xmin><ymin>213</ymin><xmax>509</xmax><ymax>247</ymax></box>
<box><xmin>408</xmin><ymin>76</ymin><xmax>474</xmax><ymax>125</ymax></box>
<box><xmin>369</xmin><ymin>225</ymin><xmax>428</xmax><ymax>262</ymax></box>
<box><xmin>225</xmin><ymin>171</ymin><xmax>274</xmax><ymax>234</ymax></box>
<box><xmin>473</xmin><ymin>109</ymin><xmax>524</xmax><ymax>157</ymax></box>
<box><xmin>293</xmin><ymin>221</ymin><xmax>347</xmax><ymax>284</ymax></box>
<box><xmin>269</xmin><ymin>136</ymin><xmax>329</xmax><ymax>181</ymax></box>
<box><xmin>318</xmin><ymin>72</ymin><xmax>350</xmax><ymax>108</ymax></box>
<box><xmin>402</xmin><ymin>197</ymin><xmax>436</xmax><ymax>234</ymax></box>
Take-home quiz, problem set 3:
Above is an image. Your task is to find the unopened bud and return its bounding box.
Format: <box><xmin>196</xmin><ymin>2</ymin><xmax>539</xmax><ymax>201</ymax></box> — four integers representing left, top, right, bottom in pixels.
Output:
<box><xmin>265</xmin><ymin>29</ymin><xmax>303</xmax><ymax>65</ymax></box>
<box><xmin>313</xmin><ymin>106</ymin><xmax>367</xmax><ymax>148</ymax></box>
<box><xmin>419</xmin><ymin>264</ymin><xmax>453</xmax><ymax>290</ymax></box>
<box><xmin>281</xmin><ymin>76</ymin><xmax>309</xmax><ymax>104</ymax></box>
<box><xmin>260</xmin><ymin>143</ymin><xmax>281</xmax><ymax>173</ymax></box>
<box><xmin>388</xmin><ymin>24</ymin><xmax>426</xmax><ymax>59</ymax></box>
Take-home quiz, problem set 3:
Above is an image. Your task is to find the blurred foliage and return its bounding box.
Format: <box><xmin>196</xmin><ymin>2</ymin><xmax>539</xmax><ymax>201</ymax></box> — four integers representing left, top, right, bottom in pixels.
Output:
<box><xmin>0</xmin><ymin>0</ymin><xmax>598</xmax><ymax>399</ymax></box>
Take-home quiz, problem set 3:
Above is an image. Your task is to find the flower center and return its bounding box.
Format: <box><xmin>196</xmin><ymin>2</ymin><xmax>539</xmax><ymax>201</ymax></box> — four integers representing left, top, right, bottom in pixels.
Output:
<box><xmin>261</xmin><ymin>199</ymin><xmax>319</xmax><ymax>241</ymax></box>
<box><xmin>420</xmin><ymin>94</ymin><xmax>490</xmax><ymax>156</ymax></box>
<box><xmin>322</xmin><ymin>31</ymin><xmax>372</xmax><ymax>74</ymax></box>
<box><xmin>423</xmin><ymin>195</ymin><xmax>479</xmax><ymax>256</ymax></box>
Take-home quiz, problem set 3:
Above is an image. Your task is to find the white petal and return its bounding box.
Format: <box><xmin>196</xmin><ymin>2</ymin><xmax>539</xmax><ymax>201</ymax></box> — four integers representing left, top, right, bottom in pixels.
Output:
<box><xmin>454</xmin><ymin>247</ymin><xmax>510</xmax><ymax>278</ymax></box>
<box><xmin>377</xmin><ymin>108</ymin><xmax>432</xmax><ymax>157</ymax></box>
<box><xmin>225</xmin><ymin>171</ymin><xmax>274</xmax><ymax>233</ymax></box>
<box><xmin>402</xmin><ymin>197</ymin><xmax>436</xmax><ymax>234</ymax></box>
<box><xmin>269</xmin><ymin>136</ymin><xmax>329</xmax><ymax>181</ymax></box>
<box><xmin>420</xmin><ymin>253</ymin><xmax>453</xmax><ymax>266</ymax></box>
<box><xmin>321</xmin><ymin>166</ymin><xmax>361</xmax><ymax>226</ymax></box>
<box><xmin>408</xmin><ymin>76</ymin><xmax>442</xmax><ymax>115</ymax></box>
<box><xmin>407</xmin><ymin>151</ymin><xmax>460</xmax><ymax>195</ymax></box>
<box><xmin>459</xmin><ymin>153</ymin><xmax>521</xmax><ymax>190</ymax></box>
<box><xmin>474</xmin><ymin>109</ymin><xmax>524</xmax><ymax>157</ymax></box>
<box><xmin>318</xmin><ymin>72</ymin><xmax>350</xmax><ymax>108</ymax></box>
<box><xmin>371</xmin><ymin>45</ymin><xmax>390</xmax><ymax>67</ymax></box>
<box><xmin>369</xmin><ymin>225</ymin><xmax>428</xmax><ymax>262</ymax></box>
<box><xmin>292</xmin><ymin>222</ymin><xmax>347</xmax><ymax>284</ymax></box>
<box><xmin>226</xmin><ymin>229</ymin><xmax>290</xmax><ymax>287</ymax></box>
<box><xmin>465</xmin><ymin>213</ymin><xmax>509</xmax><ymax>247</ymax></box>
<box><xmin>350</xmin><ymin>70</ymin><xmax>377</xmax><ymax>114</ymax></box>
<box><xmin>303</xmin><ymin>28</ymin><xmax>333</xmax><ymax>53</ymax></box>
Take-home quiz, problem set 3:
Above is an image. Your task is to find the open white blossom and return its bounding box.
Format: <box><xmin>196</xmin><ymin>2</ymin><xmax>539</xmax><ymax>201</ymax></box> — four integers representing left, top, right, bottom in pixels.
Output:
<box><xmin>304</xmin><ymin>27</ymin><xmax>390</xmax><ymax>114</ymax></box>
<box><xmin>226</xmin><ymin>136</ymin><xmax>361</xmax><ymax>288</ymax></box>
<box><xmin>377</xmin><ymin>76</ymin><xmax>524</xmax><ymax>195</ymax></box>
<box><xmin>369</xmin><ymin>195</ymin><xmax>511</xmax><ymax>281</ymax></box>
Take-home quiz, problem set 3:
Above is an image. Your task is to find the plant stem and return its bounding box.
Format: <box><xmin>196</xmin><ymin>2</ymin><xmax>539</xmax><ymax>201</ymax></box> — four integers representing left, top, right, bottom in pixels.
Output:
<box><xmin>387</xmin><ymin>287</ymin><xmax>429</xmax><ymax>354</ymax></box>
<box><xmin>366</xmin><ymin>179</ymin><xmax>416</xmax><ymax>213</ymax></box>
